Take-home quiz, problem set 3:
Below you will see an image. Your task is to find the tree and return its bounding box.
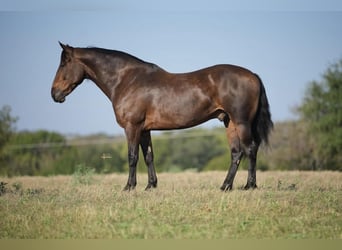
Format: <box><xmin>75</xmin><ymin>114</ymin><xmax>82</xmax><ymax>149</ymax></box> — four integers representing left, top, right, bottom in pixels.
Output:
<box><xmin>5</xmin><ymin>130</ymin><xmax>68</xmax><ymax>176</ymax></box>
<box><xmin>0</xmin><ymin>105</ymin><xmax>17</xmax><ymax>152</ymax></box>
<box><xmin>297</xmin><ymin>59</ymin><xmax>342</xmax><ymax>170</ymax></box>
<box><xmin>260</xmin><ymin>121</ymin><xmax>314</xmax><ymax>171</ymax></box>
<box><xmin>0</xmin><ymin>106</ymin><xmax>18</xmax><ymax>173</ymax></box>
<box><xmin>153</xmin><ymin>128</ymin><xmax>226</xmax><ymax>172</ymax></box>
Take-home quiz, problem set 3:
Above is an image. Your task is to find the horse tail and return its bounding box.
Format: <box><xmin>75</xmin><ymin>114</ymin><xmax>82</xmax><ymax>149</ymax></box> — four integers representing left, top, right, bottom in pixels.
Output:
<box><xmin>252</xmin><ymin>74</ymin><xmax>273</xmax><ymax>145</ymax></box>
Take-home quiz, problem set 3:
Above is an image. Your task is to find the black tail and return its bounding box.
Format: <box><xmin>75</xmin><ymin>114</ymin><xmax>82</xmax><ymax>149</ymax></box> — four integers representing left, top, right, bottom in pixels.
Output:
<box><xmin>252</xmin><ymin>74</ymin><xmax>273</xmax><ymax>145</ymax></box>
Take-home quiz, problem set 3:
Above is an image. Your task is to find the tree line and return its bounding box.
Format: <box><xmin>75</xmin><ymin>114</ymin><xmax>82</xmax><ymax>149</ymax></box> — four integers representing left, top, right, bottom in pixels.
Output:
<box><xmin>1</xmin><ymin>58</ymin><xmax>341</xmax><ymax>176</ymax></box>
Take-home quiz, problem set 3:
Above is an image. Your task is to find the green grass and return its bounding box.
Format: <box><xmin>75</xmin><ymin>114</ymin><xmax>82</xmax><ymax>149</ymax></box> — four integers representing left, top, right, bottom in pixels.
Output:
<box><xmin>0</xmin><ymin>171</ymin><xmax>341</xmax><ymax>239</ymax></box>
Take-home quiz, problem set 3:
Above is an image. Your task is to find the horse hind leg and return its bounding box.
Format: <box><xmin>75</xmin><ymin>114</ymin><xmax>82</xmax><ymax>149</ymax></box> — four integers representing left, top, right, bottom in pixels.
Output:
<box><xmin>221</xmin><ymin>121</ymin><xmax>259</xmax><ymax>191</ymax></box>
<box><xmin>235</xmin><ymin>122</ymin><xmax>259</xmax><ymax>190</ymax></box>
<box><xmin>244</xmin><ymin>139</ymin><xmax>259</xmax><ymax>190</ymax></box>
<box><xmin>221</xmin><ymin>122</ymin><xmax>244</xmax><ymax>191</ymax></box>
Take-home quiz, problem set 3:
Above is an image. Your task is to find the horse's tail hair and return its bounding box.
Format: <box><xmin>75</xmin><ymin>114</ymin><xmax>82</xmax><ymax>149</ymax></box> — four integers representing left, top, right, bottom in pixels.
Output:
<box><xmin>252</xmin><ymin>74</ymin><xmax>273</xmax><ymax>145</ymax></box>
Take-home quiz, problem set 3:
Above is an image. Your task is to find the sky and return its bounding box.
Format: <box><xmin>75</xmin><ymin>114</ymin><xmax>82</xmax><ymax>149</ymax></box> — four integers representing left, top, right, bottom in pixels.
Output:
<box><xmin>1</xmin><ymin>1</ymin><xmax>342</xmax><ymax>136</ymax></box>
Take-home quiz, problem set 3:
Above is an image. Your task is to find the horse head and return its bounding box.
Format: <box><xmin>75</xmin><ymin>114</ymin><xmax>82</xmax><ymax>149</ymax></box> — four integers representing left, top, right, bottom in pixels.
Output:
<box><xmin>51</xmin><ymin>42</ymin><xmax>86</xmax><ymax>103</ymax></box>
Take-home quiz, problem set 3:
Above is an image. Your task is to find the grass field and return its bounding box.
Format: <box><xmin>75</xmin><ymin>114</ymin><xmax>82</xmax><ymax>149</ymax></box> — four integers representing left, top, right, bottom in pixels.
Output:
<box><xmin>0</xmin><ymin>171</ymin><xmax>341</xmax><ymax>239</ymax></box>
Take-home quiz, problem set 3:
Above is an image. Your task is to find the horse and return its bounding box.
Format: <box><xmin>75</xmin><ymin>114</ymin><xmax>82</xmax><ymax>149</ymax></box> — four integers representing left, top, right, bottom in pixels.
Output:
<box><xmin>51</xmin><ymin>42</ymin><xmax>273</xmax><ymax>191</ymax></box>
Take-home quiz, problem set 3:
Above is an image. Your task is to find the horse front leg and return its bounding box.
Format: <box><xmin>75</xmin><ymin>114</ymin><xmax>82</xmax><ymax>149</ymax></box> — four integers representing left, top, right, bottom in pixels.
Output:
<box><xmin>140</xmin><ymin>131</ymin><xmax>158</xmax><ymax>190</ymax></box>
<box><xmin>123</xmin><ymin>125</ymin><xmax>141</xmax><ymax>191</ymax></box>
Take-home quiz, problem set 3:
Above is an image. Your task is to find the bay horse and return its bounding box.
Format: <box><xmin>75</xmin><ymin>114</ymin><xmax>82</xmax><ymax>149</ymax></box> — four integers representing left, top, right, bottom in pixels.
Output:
<box><xmin>51</xmin><ymin>42</ymin><xmax>273</xmax><ymax>191</ymax></box>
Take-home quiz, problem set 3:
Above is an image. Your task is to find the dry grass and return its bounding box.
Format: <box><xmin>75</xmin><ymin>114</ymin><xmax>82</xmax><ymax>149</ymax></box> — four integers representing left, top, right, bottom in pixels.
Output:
<box><xmin>0</xmin><ymin>171</ymin><xmax>341</xmax><ymax>239</ymax></box>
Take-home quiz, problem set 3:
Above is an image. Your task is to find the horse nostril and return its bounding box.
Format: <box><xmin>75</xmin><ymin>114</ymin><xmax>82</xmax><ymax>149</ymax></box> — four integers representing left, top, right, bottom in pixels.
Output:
<box><xmin>51</xmin><ymin>88</ymin><xmax>65</xmax><ymax>103</ymax></box>
<box><xmin>51</xmin><ymin>87</ymin><xmax>58</xmax><ymax>99</ymax></box>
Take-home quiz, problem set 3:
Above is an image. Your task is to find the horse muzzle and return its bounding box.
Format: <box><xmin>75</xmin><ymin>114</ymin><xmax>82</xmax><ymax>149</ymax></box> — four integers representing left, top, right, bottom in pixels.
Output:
<box><xmin>51</xmin><ymin>87</ymin><xmax>66</xmax><ymax>103</ymax></box>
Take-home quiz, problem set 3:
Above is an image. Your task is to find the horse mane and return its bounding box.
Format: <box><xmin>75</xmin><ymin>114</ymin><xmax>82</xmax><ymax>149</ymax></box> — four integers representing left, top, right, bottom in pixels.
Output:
<box><xmin>86</xmin><ymin>46</ymin><xmax>153</xmax><ymax>66</ymax></box>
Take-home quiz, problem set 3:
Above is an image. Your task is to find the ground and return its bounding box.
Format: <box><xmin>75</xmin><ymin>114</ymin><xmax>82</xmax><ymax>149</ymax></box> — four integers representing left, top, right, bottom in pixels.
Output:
<box><xmin>0</xmin><ymin>171</ymin><xmax>341</xmax><ymax>239</ymax></box>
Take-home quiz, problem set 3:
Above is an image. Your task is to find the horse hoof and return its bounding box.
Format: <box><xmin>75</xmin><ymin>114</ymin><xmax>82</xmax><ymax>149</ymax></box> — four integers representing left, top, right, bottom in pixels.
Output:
<box><xmin>244</xmin><ymin>183</ymin><xmax>257</xmax><ymax>190</ymax></box>
<box><xmin>123</xmin><ymin>184</ymin><xmax>135</xmax><ymax>191</ymax></box>
<box><xmin>220</xmin><ymin>184</ymin><xmax>233</xmax><ymax>192</ymax></box>
<box><xmin>145</xmin><ymin>182</ymin><xmax>157</xmax><ymax>191</ymax></box>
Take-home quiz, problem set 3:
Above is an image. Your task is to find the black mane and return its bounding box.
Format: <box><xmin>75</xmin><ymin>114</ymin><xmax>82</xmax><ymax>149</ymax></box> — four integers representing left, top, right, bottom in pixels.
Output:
<box><xmin>86</xmin><ymin>47</ymin><xmax>153</xmax><ymax>66</ymax></box>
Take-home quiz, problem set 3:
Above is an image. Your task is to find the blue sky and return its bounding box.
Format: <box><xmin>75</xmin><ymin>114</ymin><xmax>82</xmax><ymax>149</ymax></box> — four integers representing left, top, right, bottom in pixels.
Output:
<box><xmin>1</xmin><ymin>1</ymin><xmax>342</xmax><ymax>135</ymax></box>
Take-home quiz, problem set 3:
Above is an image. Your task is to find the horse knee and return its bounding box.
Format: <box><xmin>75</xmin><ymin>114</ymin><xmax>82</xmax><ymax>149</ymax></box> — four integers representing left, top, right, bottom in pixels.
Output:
<box><xmin>144</xmin><ymin>146</ymin><xmax>154</xmax><ymax>164</ymax></box>
<box><xmin>232</xmin><ymin>151</ymin><xmax>243</xmax><ymax>166</ymax></box>
<box><xmin>246</xmin><ymin>141</ymin><xmax>258</xmax><ymax>159</ymax></box>
<box><xmin>128</xmin><ymin>148</ymin><xmax>139</xmax><ymax>167</ymax></box>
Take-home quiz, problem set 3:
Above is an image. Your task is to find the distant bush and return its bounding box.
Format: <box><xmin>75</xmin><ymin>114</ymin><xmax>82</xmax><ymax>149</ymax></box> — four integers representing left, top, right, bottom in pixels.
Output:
<box><xmin>72</xmin><ymin>164</ymin><xmax>95</xmax><ymax>185</ymax></box>
<box><xmin>1</xmin><ymin>119</ymin><xmax>340</xmax><ymax>177</ymax></box>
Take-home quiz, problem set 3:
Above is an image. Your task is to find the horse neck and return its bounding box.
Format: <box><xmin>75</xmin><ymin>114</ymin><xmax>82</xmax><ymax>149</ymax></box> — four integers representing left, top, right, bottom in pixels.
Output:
<box><xmin>76</xmin><ymin>49</ymin><xmax>128</xmax><ymax>100</ymax></box>
<box><xmin>76</xmin><ymin>48</ymin><xmax>160</xmax><ymax>100</ymax></box>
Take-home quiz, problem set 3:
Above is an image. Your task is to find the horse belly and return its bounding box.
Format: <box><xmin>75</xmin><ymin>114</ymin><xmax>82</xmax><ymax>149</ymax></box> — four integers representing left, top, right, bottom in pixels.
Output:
<box><xmin>144</xmin><ymin>94</ymin><xmax>216</xmax><ymax>130</ymax></box>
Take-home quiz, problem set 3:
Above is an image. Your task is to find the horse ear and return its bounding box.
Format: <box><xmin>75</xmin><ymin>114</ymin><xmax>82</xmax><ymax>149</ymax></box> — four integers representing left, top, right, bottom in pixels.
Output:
<box><xmin>58</xmin><ymin>41</ymin><xmax>73</xmax><ymax>54</ymax></box>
